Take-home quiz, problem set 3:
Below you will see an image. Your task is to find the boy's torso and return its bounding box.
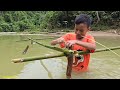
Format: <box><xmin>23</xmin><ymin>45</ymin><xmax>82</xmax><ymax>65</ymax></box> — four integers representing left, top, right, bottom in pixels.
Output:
<box><xmin>60</xmin><ymin>33</ymin><xmax>95</xmax><ymax>72</ymax></box>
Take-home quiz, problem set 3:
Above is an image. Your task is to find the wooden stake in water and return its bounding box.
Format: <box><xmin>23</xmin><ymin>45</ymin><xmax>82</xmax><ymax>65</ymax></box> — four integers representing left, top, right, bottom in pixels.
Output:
<box><xmin>22</xmin><ymin>45</ymin><xmax>29</xmax><ymax>54</ymax></box>
<box><xmin>66</xmin><ymin>53</ymin><xmax>73</xmax><ymax>79</ymax></box>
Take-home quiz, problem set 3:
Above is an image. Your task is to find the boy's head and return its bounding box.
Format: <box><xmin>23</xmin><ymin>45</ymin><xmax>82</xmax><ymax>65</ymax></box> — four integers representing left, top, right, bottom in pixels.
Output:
<box><xmin>74</xmin><ymin>14</ymin><xmax>92</xmax><ymax>39</ymax></box>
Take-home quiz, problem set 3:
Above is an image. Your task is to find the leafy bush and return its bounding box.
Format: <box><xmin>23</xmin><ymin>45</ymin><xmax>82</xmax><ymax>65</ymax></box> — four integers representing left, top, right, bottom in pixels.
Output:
<box><xmin>0</xmin><ymin>11</ymin><xmax>119</xmax><ymax>32</ymax></box>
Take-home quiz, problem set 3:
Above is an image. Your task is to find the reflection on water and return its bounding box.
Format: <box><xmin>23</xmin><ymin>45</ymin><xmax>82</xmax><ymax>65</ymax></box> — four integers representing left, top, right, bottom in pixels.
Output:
<box><xmin>18</xmin><ymin>58</ymin><xmax>67</xmax><ymax>79</ymax></box>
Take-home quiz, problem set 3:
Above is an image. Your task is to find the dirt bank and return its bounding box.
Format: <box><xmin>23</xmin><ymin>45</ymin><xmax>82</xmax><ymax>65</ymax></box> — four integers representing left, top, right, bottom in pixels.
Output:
<box><xmin>0</xmin><ymin>31</ymin><xmax>120</xmax><ymax>37</ymax></box>
<box><xmin>88</xmin><ymin>31</ymin><xmax>120</xmax><ymax>36</ymax></box>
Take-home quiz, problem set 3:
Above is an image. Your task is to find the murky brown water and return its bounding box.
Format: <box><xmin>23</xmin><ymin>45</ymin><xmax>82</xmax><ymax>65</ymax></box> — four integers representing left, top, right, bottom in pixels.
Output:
<box><xmin>0</xmin><ymin>35</ymin><xmax>120</xmax><ymax>79</ymax></box>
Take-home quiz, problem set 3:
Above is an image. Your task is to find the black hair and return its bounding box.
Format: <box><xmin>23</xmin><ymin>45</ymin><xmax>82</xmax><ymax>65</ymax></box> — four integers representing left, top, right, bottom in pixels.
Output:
<box><xmin>75</xmin><ymin>14</ymin><xmax>92</xmax><ymax>27</ymax></box>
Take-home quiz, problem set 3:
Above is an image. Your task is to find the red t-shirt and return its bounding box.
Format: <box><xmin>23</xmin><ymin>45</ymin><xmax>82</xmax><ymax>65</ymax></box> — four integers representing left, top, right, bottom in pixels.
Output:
<box><xmin>59</xmin><ymin>33</ymin><xmax>96</xmax><ymax>72</ymax></box>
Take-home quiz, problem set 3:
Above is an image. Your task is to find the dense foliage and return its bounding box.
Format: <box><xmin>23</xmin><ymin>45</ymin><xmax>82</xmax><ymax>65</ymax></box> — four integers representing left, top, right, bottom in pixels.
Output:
<box><xmin>0</xmin><ymin>11</ymin><xmax>119</xmax><ymax>32</ymax></box>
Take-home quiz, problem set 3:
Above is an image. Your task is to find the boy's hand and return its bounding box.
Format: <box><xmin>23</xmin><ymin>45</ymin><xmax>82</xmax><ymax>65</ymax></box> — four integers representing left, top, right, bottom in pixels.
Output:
<box><xmin>66</xmin><ymin>40</ymin><xmax>77</xmax><ymax>48</ymax></box>
<box><xmin>57</xmin><ymin>37</ymin><xmax>65</xmax><ymax>43</ymax></box>
<box><xmin>51</xmin><ymin>37</ymin><xmax>65</xmax><ymax>45</ymax></box>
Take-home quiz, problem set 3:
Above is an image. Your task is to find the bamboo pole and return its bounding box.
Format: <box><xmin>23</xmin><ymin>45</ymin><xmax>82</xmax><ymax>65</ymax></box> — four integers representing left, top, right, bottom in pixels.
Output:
<box><xmin>12</xmin><ymin>46</ymin><xmax>120</xmax><ymax>63</ymax></box>
<box><xmin>26</xmin><ymin>37</ymin><xmax>69</xmax><ymax>53</ymax></box>
<box><xmin>95</xmin><ymin>46</ymin><xmax>120</xmax><ymax>52</ymax></box>
<box><xmin>12</xmin><ymin>53</ymin><xmax>65</xmax><ymax>63</ymax></box>
<box><xmin>77</xmin><ymin>46</ymin><xmax>120</xmax><ymax>55</ymax></box>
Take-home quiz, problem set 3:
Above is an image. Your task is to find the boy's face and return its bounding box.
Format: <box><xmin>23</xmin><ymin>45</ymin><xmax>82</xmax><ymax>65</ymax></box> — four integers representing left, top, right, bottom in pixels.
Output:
<box><xmin>74</xmin><ymin>23</ymin><xmax>90</xmax><ymax>39</ymax></box>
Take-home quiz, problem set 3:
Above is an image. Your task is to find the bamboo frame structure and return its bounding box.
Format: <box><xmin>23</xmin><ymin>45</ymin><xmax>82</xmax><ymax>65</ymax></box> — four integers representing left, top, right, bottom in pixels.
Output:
<box><xmin>12</xmin><ymin>37</ymin><xmax>120</xmax><ymax>79</ymax></box>
<box><xmin>12</xmin><ymin>46</ymin><xmax>120</xmax><ymax>63</ymax></box>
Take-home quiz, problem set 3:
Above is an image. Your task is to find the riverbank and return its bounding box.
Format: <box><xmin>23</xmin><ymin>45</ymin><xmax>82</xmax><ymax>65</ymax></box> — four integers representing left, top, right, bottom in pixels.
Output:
<box><xmin>0</xmin><ymin>30</ymin><xmax>120</xmax><ymax>37</ymax></box>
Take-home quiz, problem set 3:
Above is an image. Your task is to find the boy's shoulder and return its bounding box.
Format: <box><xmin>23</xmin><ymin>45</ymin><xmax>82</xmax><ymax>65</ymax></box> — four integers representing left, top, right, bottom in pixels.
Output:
<box><xmin>64</xmin><ymin>32</ymin><xmax>76</xmax><ymax>36</ymax></box>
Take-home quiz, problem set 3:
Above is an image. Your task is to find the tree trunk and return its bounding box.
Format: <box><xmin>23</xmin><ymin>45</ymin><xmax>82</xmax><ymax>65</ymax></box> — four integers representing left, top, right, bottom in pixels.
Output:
<box><xmin>96</xmin><ymin>11</ymin><xmax>100</xmax><ymax>24</ymax></box>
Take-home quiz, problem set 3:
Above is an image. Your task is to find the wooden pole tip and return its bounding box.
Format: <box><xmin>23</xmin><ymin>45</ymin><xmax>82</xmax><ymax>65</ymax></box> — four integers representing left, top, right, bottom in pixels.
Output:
<box><xmin>12</xmin><ymin>58</ymin><xmax>23</xmax><ymax>63</ymax></box>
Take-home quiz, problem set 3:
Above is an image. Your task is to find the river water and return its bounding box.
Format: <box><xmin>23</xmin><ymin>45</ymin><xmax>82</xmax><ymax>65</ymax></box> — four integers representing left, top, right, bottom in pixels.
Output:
<box><xmin>0</xmin><ymin>35</ymin><xmax>120</xmax><ymax>79</ymax></box>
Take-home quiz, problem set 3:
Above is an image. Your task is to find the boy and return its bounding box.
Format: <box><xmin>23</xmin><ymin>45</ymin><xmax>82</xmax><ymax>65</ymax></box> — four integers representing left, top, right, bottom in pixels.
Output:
<box><xmin>51</xmin><ymin>14</ymin><xmax>96</xmax><ymax>72</ymax></box>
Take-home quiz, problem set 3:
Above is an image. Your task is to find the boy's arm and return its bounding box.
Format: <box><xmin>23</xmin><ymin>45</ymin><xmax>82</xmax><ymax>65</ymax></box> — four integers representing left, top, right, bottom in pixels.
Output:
<box><xmin>51</xmin><ymin>37</ymin><xmax>65</xmax><ymax>45</ymax></box>
<box><xmin>51</xmin><ymin>33</ymin><xmax>70</xmax><ymax>48</ymax></box>
<box><xmin>76</xmin><ymin>40</ymin><xmax>96</xmax><ymax>50</ymax></box>
<box><xmin>66</xmin><ymin>35</ymin><xmax>96</xmax><ymax>50</ymax></box>
<box><xmin>66</xmin><ymin>40</ymin><xmax>96</xmax><ymax>50</ymax></box>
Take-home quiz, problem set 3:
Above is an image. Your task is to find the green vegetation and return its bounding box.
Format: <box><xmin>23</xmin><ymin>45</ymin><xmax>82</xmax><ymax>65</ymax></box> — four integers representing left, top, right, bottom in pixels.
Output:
<box><xmin>0</xmin><ymin>11</ymin><xmax>120</xmax><ymax>32</ymax></box>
